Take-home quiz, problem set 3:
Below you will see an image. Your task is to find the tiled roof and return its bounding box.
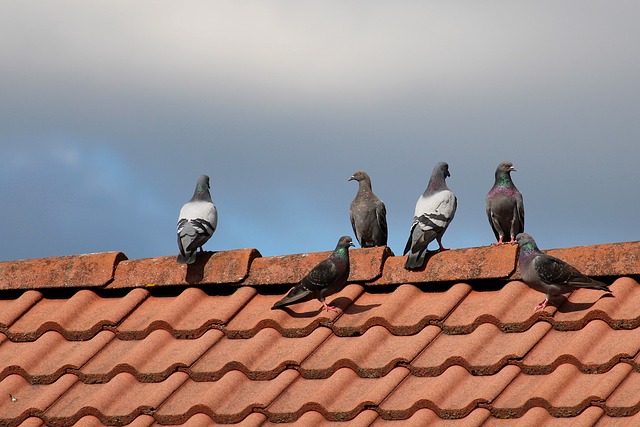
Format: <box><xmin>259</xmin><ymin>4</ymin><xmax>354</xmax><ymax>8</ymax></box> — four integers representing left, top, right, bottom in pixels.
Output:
<box><xmin>0</xmin><ymin>241</ymin><xmax>639</xmax><ymax>426</ymax></box>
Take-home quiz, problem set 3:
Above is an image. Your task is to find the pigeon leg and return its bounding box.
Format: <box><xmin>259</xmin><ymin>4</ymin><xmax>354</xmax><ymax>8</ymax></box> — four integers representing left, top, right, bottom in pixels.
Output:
<box><xmin>492</xmin><ymin>237</ymin><xmax>504</xmax><ymax>246</ymax></box>
<box><xmin>436</xmin><ymin>237</ymin><xmax>449</xmax><ymax>252</ymax></box>
<box><xmin>534</xmin><ymin>298</ymin><xmax>549</xmax><ymax>311</ymax></box>
<box><xmin>321</xmin><ymin>301</ymin><xmax>337</xmax><ymax>311</ymax></box>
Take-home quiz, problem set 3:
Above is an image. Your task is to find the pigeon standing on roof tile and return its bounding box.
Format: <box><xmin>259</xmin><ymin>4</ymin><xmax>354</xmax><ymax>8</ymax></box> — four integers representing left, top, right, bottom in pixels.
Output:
<box><xmin>349</xmin><ymin>170</ymin><xmax>388</xmax><ymax>248</ymax></box>
<box><xmin>515</xmin><ymin>233</ymin><xmax>611</xmax><ymax>311</ymax></box>
<box><xmin>272</xmin><ymin>236</ymin><xmax>355</xmax><ymax>312</ymax></box>
<box><xmin>486</xmin><ymin>161</ymin><xmax>524</xmax><ymax>245</ymax></box>
<box><xmin>176</xmin><ymin>175</ymin><xmax>218</xmax><ymax>264</ymax></box>
<box><xmin>403</xmin><ymin>162</ymin><xmax>457</xmax><ymax>270</ymax></box>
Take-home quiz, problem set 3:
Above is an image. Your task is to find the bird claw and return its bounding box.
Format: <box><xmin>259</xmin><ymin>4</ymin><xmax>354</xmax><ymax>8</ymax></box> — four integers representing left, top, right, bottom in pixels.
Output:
<box><xmin>534</xmin><ymin>299</ymin><xmax>549</xmax><ymax>311</ymax></box>
<box><xmin>321</xmin><ymin>302</ymin><xmax>337</xmax><ymax>311</ymax></box>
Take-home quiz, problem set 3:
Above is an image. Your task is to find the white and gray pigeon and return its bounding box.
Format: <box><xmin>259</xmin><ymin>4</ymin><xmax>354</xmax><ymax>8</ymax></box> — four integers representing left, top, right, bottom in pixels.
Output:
<box><xmin>515</xmin><ymin>233</ymin><xmax>611</xmax><ymax>311</ymax></box>
<box><xmin>349</xmin><ymin>170</ymin><xmax>388</xmax><ymax>248</ymax></box>
<box><xmin>272</xmin><ymin>236</ymin><xmax>355</xmax><ymax>312</ymax></box>
<box><xmin>176</xmin><ymin>175</ymin><xmax>218</xmax><ymax>264</ymax></box>
<box><xmin>403</xmin><ymin>162</ymin><xmax>457</xmax><ymax>270</ymax></box>
<box><xmin>486</xmin><ymin>161</ymin><xmax>524</xmax><ymax>245</ymax></box>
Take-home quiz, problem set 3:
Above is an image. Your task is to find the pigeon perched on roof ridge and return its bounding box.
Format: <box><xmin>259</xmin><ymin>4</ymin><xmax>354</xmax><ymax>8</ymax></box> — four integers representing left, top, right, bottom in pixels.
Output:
<box><xmin>515</xmin><ymin>233</ymin><xmax>611</xmax><ymax>311</ymax></box>
<box><xmin>349</xmin><ymin>170</ymin><xmax>388</xmax><ymax>248</ymax></box>
<box><xmin>176</xmin><ymin>175</ymin><xmax>218</xmax><ymax>264</ymax></box>
<box><xmin>403</xmin><ymin>162</ymin><xmax>457</xmax><ymax>270</ymax></box>
<box><xmin>486</xmin><ymin>161</ymin><xmax>524</xmax><ymax>245</ymax></box>
<box><xmin>272</xmin><ymin>236</ymin><xmax>355</xmax><ymax>312</ymax></box>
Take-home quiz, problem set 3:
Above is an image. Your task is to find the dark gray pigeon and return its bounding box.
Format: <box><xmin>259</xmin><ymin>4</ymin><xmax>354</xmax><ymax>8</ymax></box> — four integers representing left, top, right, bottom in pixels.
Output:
<box><xmin>486</xmin><ymin>161</ymin><xmax>524</xmax><ymax>245</ymax></box>
<box><xmin>515</xmin><ymin>233</ymin><xmax>611</xmax><ymax>311</ymax></box>
<box><xmin>177</xmin><ymin>175</ymin><xmax>218</xmax><ymax>264</ymax></box>
<box><xmin>349</xmin><ymin>170</ymin><xmax>388</xmax><ymax>248</ymax></box>
<box><xmin>403</xmin><ymin>162</ymin><xmax>457</xmax><ymax>270</ymax></box>
<box><xmin>272</xmin><ymin>236</ymin><xmax>355</xmax><ymax>312</ymax></box>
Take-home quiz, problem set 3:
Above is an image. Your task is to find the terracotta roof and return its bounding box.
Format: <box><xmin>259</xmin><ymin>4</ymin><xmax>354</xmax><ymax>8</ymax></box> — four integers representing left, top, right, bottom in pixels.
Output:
<box><xmin>0</xmin><ymin>241</ymin><xmax>639</xmax><ymax>426</ymax></box>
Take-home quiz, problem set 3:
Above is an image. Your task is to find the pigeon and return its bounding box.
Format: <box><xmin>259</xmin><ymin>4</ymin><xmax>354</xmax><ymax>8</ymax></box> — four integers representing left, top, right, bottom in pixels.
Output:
<box><xmin>272</xmin><ymin>236</ymin><xmax>355</xmax><ymax>311</ymax></box>
<box><xmin>515</xmin><ymin>233</ymin><xmax>611</xmax><ymax>311</ymax></box>
<box><xmin>176</xmin><ymin>175</ymin><xmax>218</xmax><ymax>264</ymax></box>
<box><xmin>486</xmin><ymin>161</ymin><xmax>524</xmax><ymax>245</ymax></box>
<box><xmin>349</xmin><ymin>170</ymin><xmax>388</xmax><ymax>248</ymax></box>
<box><xmin>403</xmin><ymin>162</ymin><xmax>457</xmax><ymax>270</ymax></box>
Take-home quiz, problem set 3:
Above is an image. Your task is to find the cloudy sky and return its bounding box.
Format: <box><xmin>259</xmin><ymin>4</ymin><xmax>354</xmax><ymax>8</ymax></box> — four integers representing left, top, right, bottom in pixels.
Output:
<box><xmin>1</xmin><ymin>1</ymin><xmax>638</xmax><ymax>262</ymax></box>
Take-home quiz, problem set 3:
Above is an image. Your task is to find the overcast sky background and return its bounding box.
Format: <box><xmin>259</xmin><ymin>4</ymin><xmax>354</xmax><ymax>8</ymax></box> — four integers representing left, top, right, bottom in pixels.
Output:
<box><xmin>1</xmin><ymin>1</ymin><xmax>638</xmax><ymax>262</ymax></box>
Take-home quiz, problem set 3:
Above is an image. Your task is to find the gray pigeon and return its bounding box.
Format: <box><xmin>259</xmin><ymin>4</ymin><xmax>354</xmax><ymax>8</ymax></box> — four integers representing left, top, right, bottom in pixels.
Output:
<box><xmin>349</xmin><ymin>170</ymin><xmax>388</xmax><ymax>248</ymax></box>
<box><xmin>486</xmin><ymin>161</ymin><xmax>524</xmax><ymax>244</ymax></box>
<box><xmin>403</xmin><ymin>162</ymin><xmax>457</xmax><ymax>270</ymax></box>
<box><xmin>272</xmin><ymin>236</ymin><xmax>354</xmax><ymax>312</ymax></box>
<box><xmin>515</xmin><ymin>233</ymin><xmax>611</xmax><ymax>311</ymax></box>
<box><xmin>177</xmin><ymin>175</ymin><xmax>218</xmax><ymax>264</ymax></box>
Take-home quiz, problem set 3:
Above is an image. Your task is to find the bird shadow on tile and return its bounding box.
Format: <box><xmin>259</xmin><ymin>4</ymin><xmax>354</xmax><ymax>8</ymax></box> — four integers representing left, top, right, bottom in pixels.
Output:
<box><xmin>556</xmin><ymin>293</ymin><xmax>616</xmax><ymax>313</ymax></box>
<box><xmin>277</xmin><ymin>306</ymin><xmax>324</xmax><ymax>318</ymax></box>
<box><xmin>185</xmin><ymin>251</ymin><xmax>215</xmax><ymax>284</ymax></box>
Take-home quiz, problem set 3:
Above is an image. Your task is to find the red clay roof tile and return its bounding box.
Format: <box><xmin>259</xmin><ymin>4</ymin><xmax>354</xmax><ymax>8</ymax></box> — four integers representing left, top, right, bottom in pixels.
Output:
<box><xmin>117</xmin><ymin>286</ymin><xmax>256</xmax><ymax>339</ymax></box>
<box><xmin>0</xmin><ymin>330</ymin><xmax>115</xmax><ymax>384</ymax></box>
<box><xmin>81</xmin><ymin>329</ymin><xmax>223</xmax><ymax>383</ymax></box>
<box><xmin>412</xmin><ymin>322</ymin><xmax>551</xmax><ymax>376</ymax></box>
<box><xmin>372</xmin><ymin>244</ymin><xmax>518</xmax><ymax>286</ymax></box>
<box><xmin>191</xmin><ymin>327</ymin><xmax>331</xmax><ymax>381</ymax></box>
<box><xmin>0</xmin><ymin>252</ymin><xmax>126</xmax><ymax>290</ymax></box>
<box><xmin>493</xmin><ymin>363</ymin><xmax>632</xmax><ymax>418</ymax></box>
<box><xmin>156</xmin><ymin>370</ymin><xmax>299</xmax><ymax>424</ymax></box>
<box><xmin>0</xmin><ymin>240</ymin><xmax>638</xmax><ymax>425</ymax></box>
<box><xmin>6</xmin><ymin>288</ymin><xmax>148</xmax><ymax>341</ymax></box>
<box><xmin>265</xmin><ymin>367</ymin><xmax>410</xmax><ymax>422</ymax></box>
<box><xmin>378</xmin><ymin>365</ymin><xmax>521</xmax><ymax>419</ymax></box>
<box><xmin>108</xmin><ymin>249</ymin><xmax>260</xmax><ymax>289</ymax></box>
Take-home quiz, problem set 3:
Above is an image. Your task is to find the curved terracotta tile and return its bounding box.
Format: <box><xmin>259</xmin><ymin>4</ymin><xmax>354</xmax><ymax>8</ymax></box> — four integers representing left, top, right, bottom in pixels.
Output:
<box><xmin>155</xmin><ymin>370</ymin><xmax>299</xmax><ymax>424</ymax></box>
<box><xmin>552</xmin><ymin>277</ymin><xmax>640</xmax><ymax>330</ymax></box>
<box><xmin>0</xmin><ymin>252</ymin><xmax>126</xmax><ymax>291</ymax></box>
<box><xmin>182</xmin><ymin>412</ymin><xmax>267</xmax><ymax>427</ymax></box>
<box><xmin>371</xmin><ymin>245</ymin><xmax>518</xmax><ymax>286</ymax></box>
<box><xmin>265</xmin><ymin>367</ymin><xmax>410</xmax><ymax>423</ymax></box>
<box><xmin>413</xmin><ymin>322</ymin><xmax>551</xmax><ymax>376</ymax></box>
<box><xmin>333</xmin><ymin>283</ymin><xmax>472</xmax><ymax>336</ymax></box>
<box><xmin>520</xmin><ymin>319</ymin><xmax>640</xmax><ymax>374</ymax></box>
<box><xmin>0</xmin><ymin>330</ymin><xmax>115</xmax><ymax>384</ymax></box>
<box><xmin>441</xmin><ymin>281</ymin><xmax>548</xmax><ymax>335</ymax></box>
<box><xmin>604</xmin><ymin>370</ymin><xmax>640</xmax><ymax>417</ymax></box>
<box><xmin>226</xmin><ymin>285</ymin><xmax>364</xmax><ymax>339</ymax></box>
<box><xmin>492</xmin><ymin>364</ymin><xmax>632</xmax><ymax>418</ymax></box>
<box><xmin>80</xmin><ymin>329</ymin><xmax>223</xmax><ymax>383</ymax></box>
<box><xmin>482</xmin><ymin>406</ymin><xmax>604</xmax><ymax>426</ymax></box>
<box><xmin>372</xmin><ymin>408</ymin><xmax>491</xmax><ymax>425</ymax></box>
<box><xmin>7</xmin><ymin>288</ymin><xmax>149</xmax><ymax>341</ymax></box>
<box><xmin>191</xmin><ymin>327</ymin><xmax>331</xmax><ymax>381</ymax></box>
<box><xmin>0</xmin><ymin>290</ymin><xmax>43</xmax><ymax>328</ymax></box>
<box><xmin>379</xmin><ymin>365</ymin><xmax>520</xmax><ymax>420</ymax></box>
<box><xmin>117</xmin><ymin>286</ymin><xmax>257</xmax><ymax>339</ymax></box>
<box><xmin>108</xmin><ymin>249</ymin><xmax>260</xmax><ymax>288</ymax></box>
<box><xmin>300</xmin><ymin>325</ymin><xmax>440</xmax><ymax>379</ymax></box>
<box><xmin>44</xmin><ymin>372</ymin><xmax>189</xmax><ymax>422</ymax></box>
<box><xmin>0</xmin><ymin>373</ymin><xmax>78</xmax><ymax>421</ymax></box>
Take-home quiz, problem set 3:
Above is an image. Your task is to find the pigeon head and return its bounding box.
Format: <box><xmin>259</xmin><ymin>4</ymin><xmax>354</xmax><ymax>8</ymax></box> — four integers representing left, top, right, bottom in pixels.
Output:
<box><xmin>192</xmin><ymin>175</ymin><xmax>212</xmax><ymax>202</ymax></box>
<box><xmin>337</xmin><ymin>235</ymin><xmax>355</xmax><ymax>249</ymax></box>
<box><xmin>494</xmin><ymin>162</ymin><xmax>516</xmax><ymax>185</ymax></box>
<box><xmin>349</xmin><ymin>170</ymin><xmax>370</xmax><ymax>182</ymax></box>
<box><xmin>426</xmin><ymin>162</ymin><xmax>451</xmax><ymax>194</ymax></box>
<box><xmin>515</xmin><ymin>233</ymin><xmax>539</xmax><ymax>253</ymax></box>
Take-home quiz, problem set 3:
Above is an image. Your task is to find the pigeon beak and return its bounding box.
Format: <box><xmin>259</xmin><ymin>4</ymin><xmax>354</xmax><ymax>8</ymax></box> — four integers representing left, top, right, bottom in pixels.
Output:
<box><xmin>349</xmin><ymin>242</ymin><xmax>355</xmax><ymax>247</ymax></box>
<box><xmin>348</xmin><ymin>176</ymin><xmax>355</xmax><ymax>181</ymax></box>
<box><xmin>509</xmin><ymin>166</ymin><xmax>516</xmax><ymax>172</ymax></box>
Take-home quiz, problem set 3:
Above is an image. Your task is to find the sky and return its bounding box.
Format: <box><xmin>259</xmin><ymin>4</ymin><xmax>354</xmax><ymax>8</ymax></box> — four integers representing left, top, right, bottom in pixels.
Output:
<box><xmin>1</xmin><ymin>1</ymin><xmax>638</xmax><ymax>262</ymax></box>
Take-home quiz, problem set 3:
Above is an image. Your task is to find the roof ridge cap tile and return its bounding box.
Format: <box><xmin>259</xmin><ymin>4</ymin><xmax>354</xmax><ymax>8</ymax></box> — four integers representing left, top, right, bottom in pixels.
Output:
<box><xmin>242</xmin><ymin>246</ymin><xmax>392</xmax><ymax>286</ymax></box>
<box><xmin>107</xmin><ymin>248</ymin><xmax>261</xmax><ymax>289</ymax></box>
<box><xmin>0</xmin><ymin>252</ymin><xmax>127</xmax><ymax>291</ymax></box>
<box><xmin>371</xmin><ymin>244</ymin><xmax>519</xmax><ymax>286</ymax></box>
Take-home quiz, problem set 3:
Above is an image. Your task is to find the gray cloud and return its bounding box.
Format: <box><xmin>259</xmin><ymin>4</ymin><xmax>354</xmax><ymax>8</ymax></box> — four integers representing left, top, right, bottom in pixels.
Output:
<box><xmin>1</xmin><ymin>1</ymin><xmax>638</xmax><ymax>261</ymax></box>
